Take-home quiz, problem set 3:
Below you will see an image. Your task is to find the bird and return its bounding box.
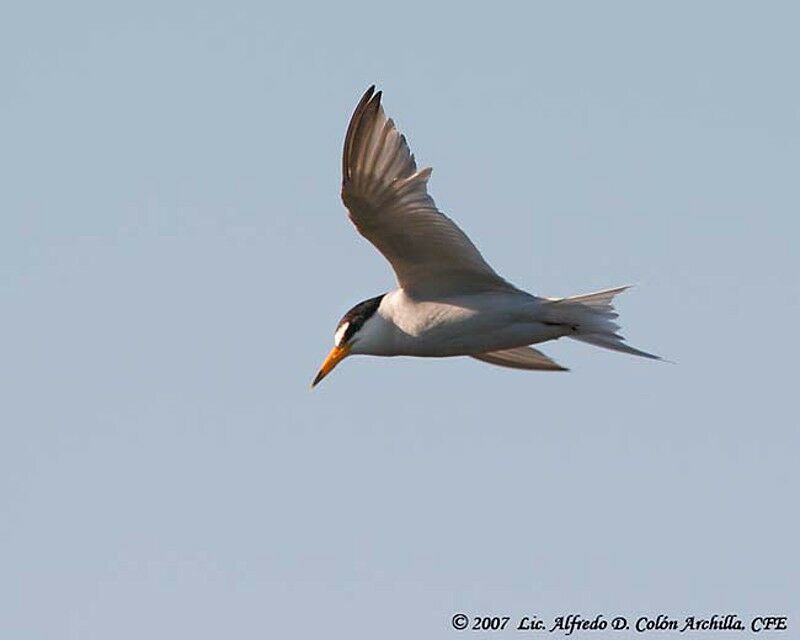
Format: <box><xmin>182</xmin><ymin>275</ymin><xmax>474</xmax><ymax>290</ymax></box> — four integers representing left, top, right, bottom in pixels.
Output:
<box><xmin>312</xmin><ymin>86</ymin><xmax>659</xmax><ymax>387</ymax></box>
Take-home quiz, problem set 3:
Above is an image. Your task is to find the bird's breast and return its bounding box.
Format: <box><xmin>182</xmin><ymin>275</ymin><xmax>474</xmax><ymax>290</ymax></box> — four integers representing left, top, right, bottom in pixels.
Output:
<box><xmin>380</xmin><ymin>290</ymin><xmax>560</xmax><ymax>357</ymax></box>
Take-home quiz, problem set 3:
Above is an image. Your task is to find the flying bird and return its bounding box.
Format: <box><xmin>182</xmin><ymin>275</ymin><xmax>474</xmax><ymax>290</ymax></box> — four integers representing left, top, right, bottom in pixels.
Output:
<box><xmin>312</xmin><ymin>86</ymin><xmax>658</xmax><ymax>387</ymax></box>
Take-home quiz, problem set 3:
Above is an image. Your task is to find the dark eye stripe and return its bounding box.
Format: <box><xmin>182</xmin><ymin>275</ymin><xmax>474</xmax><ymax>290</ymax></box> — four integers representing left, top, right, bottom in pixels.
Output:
<box><xmin>336</xmin><ymin>294</ymin><xmax>385</xmax><ymax>343</ymax></box>
<box><xmin>343</xmin><ymin>322</ymin><xmax>357</xmax><ymax>343</ymax></box>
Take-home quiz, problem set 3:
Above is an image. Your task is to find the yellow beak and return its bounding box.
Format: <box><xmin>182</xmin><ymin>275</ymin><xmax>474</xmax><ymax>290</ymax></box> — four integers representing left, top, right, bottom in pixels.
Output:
<box><xmin>311</xmin><ymin>344</ymin><xmax>351</xmax><ymax>388</ymax></box>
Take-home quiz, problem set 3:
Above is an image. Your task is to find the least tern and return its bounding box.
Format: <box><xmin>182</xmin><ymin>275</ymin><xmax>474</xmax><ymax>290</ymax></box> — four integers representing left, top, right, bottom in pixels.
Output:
<box><xmin>312</xmin><ymin>86</ymin><xmax>658</xmax><ymax>387</ymax></box>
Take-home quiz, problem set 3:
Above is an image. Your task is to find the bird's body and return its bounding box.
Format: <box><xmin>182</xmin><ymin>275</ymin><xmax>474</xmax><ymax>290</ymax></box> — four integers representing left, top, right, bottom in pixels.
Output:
<box><xmin>312</xmin><ymin>86</ymin><xmax>658</xmax><ymax>386</ymax></box>
<box><xmin>353</xmin><ymin>289</ymin><xmax>564</xmax><ymax>358</ymax></box>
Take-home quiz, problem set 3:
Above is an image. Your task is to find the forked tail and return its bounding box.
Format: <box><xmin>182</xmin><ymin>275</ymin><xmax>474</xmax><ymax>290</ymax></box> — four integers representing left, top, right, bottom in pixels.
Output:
<box><xmin>545</xmin><ymin>286</ymin><xmax>660</xmax><ymax>360</ymax></box>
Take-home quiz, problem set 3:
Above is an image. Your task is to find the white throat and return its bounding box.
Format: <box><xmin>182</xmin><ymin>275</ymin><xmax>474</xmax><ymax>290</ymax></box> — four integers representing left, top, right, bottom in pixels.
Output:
<box><xmin>348</xmin><ymin>307</ymin><xmax>398</xmax><ymax>356</ymax></box>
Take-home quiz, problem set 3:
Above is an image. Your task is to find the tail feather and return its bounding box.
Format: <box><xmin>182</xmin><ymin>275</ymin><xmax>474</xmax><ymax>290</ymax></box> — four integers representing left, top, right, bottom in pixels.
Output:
<box><xmin>570</xmin><ymin>332</ymin><xmax>660</xmax><ymax>360</ymax></box>
<box><xmin>546</xmin><ymin>286</ymin><xmax>660</xmax><ymax>360</ymax></box>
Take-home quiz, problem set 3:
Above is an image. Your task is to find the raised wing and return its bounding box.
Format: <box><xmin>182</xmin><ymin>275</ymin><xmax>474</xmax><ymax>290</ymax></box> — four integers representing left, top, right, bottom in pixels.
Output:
<box><xmin>341</xmin><ymin>86</ymin><xmax>516</xmax><ymax>297</ymax></box>
<box><xmin>471</xmin><ymin>346</ymin><xmax>568</xmax><ymax>371</ymax></box>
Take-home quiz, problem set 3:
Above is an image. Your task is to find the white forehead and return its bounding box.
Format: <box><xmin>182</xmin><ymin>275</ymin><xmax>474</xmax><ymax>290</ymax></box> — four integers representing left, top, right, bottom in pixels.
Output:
<box><xmin>334</xmin><ymin>322</ymin><xmax>349</xmax><ymax>346</ymax></box>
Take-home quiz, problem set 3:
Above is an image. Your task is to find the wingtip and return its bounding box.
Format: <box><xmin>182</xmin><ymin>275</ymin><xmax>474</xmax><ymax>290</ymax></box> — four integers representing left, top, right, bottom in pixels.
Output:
<box><xmin>362</xmin><ymin>85</ymin><xmax>380</xmax><ymax>104</ymax></box>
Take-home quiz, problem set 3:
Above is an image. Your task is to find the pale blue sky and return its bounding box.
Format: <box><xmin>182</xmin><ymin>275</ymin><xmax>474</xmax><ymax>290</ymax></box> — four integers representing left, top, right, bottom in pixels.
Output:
<box><xmin>2</xmin><ymin>2</ymin><xmax>798</xmax><ymax>638</ymax></box>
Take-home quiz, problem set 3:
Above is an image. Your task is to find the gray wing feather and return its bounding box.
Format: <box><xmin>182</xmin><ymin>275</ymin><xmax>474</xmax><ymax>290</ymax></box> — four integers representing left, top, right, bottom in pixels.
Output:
<box><xmin>341</xmin><ymin>86</ymin><xmax>516</xmax><ymax>297</ymax></box>
<box><xmin>471</xmin><ymin>346</ymin><xmax>568</xmax><ymax>371</ymax></box>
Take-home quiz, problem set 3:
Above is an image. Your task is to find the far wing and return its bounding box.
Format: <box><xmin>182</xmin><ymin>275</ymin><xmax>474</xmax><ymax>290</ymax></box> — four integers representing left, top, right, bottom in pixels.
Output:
<box><xmin>341</xmin><ymin>86</ymin><xmax>516</xmax><ymax>297</ymax></box>
<box><xmin>471</xmin><ymin>346</ymin><xmax>568</xmax><ymax>371</ymax></box>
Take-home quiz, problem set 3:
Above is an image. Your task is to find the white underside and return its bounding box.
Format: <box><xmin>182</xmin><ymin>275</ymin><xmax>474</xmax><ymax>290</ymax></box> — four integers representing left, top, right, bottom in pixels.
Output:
<box><xmin>350</xmin><ymin>289</ymin><xmax>568</xmax><ymax>357</ymax></box>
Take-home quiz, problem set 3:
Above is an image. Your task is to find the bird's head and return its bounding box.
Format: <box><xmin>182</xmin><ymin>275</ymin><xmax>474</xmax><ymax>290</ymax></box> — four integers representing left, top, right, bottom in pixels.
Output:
<box><xmin>311</xmin><ymin>294</ymin><xmax>386</xmax><ymax>388</ymax></box>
